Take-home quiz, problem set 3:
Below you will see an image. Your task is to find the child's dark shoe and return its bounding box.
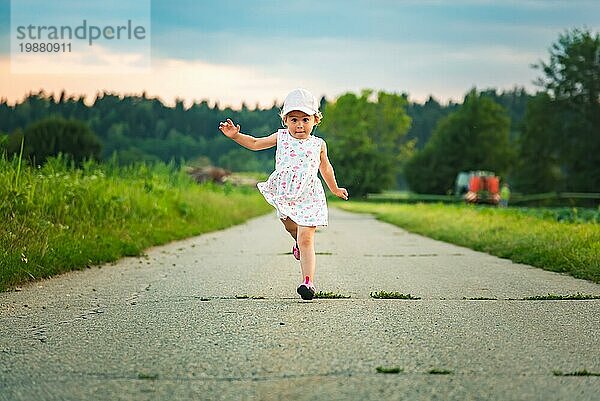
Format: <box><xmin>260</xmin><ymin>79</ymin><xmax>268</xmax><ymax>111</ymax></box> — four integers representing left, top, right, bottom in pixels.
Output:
<box><xmin>297</xmin><ymin>276</ymin><xmax>315</xmax><ymax>300</ymax></box>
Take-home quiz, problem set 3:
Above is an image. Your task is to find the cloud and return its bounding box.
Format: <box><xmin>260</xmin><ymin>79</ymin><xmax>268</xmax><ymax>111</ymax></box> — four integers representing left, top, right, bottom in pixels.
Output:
<box><xmin>153</xmin><ymin>33</ymin><xmax>543</xmax><ymax>100</ymax></box>
<box><xmin>0</xmin><ymin>32</ymin><xmax>542</xmax><ymax>109</ymax></box>
<box><xmin>2</xmin><ymin>0</ymin><xmax>596</xmax><ymax>107</ymax></box>
<box><xmin>0</xmin><ymin>56</ymin><xmax>292</xmax><ymax>108</ymax></box>
<box><xmin>10</xmin><ymin>45</ymin><xmax>149</xmax><ymax>74</ymax></box>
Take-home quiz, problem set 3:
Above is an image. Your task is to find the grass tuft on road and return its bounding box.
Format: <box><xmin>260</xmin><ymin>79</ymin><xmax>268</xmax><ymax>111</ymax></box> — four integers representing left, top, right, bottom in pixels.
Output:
<box><xmin>376</xmin><ymin>366</ymin><xmax>403</xmax><ymax>374</ymax></box>
<box><xmin>553</xmin><ymin>369</ymin><xmax>600</xmax><ymax>377</ymax></box>
<box><xmin>137</xmin><ymin>373</ymin><xmax>159</xmax><ymax>380</ymax></box>
<box><xmin>370</xmin><ymin>291</ymin><xmax>421</xmax><ymax>299</ymax></box>
<box><xmin>522</xmin><ymin>293</ymin><xmax>600</xmax><ymax>301</ymax></box>
<box><xmin>337</xmin><ymin>202</ymin><xmax>600</xmax><ymax>283</ymax></box>
<box><xmin>428</xmin><ymin>368</ymin><xmax>453</xmax><ymax>375</ymax></box>
<box><xmin>235</xmin><ymin>295</ymin><xmax>266</xmax><ymax>299</ymax></box>
<box><xmin>314</xmin><ymin>291</ymin><xmax>351</xmax><ymax>299</ymax></box>
<box><xmin>0</xmin><ymin>156</ymin><xmax>271</xmax><ymax>291</ymax></box>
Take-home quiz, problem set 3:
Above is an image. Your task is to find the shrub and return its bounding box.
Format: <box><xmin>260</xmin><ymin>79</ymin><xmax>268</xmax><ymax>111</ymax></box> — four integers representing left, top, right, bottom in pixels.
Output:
<box><xmin>7</xmin><ymin>117</ymin><xmax>102</xmax><ymax>166</ymax></box>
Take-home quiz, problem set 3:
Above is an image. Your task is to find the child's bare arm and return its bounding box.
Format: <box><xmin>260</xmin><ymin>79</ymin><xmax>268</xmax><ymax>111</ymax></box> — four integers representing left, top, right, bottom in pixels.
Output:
<box><xmin>218</xmin><ymin>118</ymin><xmax>277</xmax><ymax>151</ymax></box>
<box><xmin>319</xmin><ymin>143</ymin><xmax>348</xmax><ymax>200</ymax></box>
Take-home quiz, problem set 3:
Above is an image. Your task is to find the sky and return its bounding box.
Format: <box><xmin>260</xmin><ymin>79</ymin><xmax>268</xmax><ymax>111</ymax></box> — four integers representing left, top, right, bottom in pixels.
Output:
<box><xmin>0</xmin><ymin>0</ymin><xmax>599</xmax><ymax>108</ymax></box>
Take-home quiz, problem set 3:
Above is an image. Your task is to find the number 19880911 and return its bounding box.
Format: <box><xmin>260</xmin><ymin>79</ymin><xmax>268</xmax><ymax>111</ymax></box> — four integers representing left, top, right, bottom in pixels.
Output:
<box><xmin>18</xmin><ymin>42</ymin><xmax>72</xmax><ymax>53</ymax></box>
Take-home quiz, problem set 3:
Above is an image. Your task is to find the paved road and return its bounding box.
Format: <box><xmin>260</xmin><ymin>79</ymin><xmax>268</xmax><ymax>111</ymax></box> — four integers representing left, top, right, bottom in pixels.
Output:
<box><xmin>1</xmin><ymin>208</ymin><xmax>599</xmax><ymax>401</ymax></box>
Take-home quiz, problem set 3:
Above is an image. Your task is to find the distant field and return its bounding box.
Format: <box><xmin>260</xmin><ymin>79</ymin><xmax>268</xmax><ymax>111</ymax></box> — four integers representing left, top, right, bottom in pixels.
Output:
<box><xmin>336</xmin><ymin>202</ymin><xmax>600</xmax><ymax>283</ymax></box>
<box><xmin>366</xmin><ymin>191</ymin><xmax>600</xmax><ymax>208</ymax></box>
<box><xmin>0</xmin><ymin>157</ymin><xmax>271</xmax><ymax>291</ymax></box>
<box><xmin>504</xmin><ymin>206</ymin><xmax>599</xmax><ymax>224</ymax></box>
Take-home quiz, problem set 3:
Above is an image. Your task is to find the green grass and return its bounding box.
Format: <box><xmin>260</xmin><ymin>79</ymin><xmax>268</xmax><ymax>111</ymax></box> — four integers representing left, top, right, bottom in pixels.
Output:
<box><xmin>376</xmin><ymin>366</ymin><xmax>403</xmax><ymax>374</ymax></box>
<box><xmin>314</xmin><ymin>291</ymin><xmax>351</xmax><ymax>299</ymax></box>
<box><xmin>428</xmin><ymin>368</ymin><xmax>453</xmax><ymax>375</ymax></box>
<box><xmin>510</xmin><ymin>207</ymin><xmax>599</xmax><ymax>224</ymax></box>
<box><xmin>0</xmin><ymin>156</ymin><xmax>271</xmax><ymax>291</ymax></box>
<box><xmin>337</xmin><ymin>202</ymin><xmax>600</xmax><ymax>283</ymax></box>
<box><xmin>370</xmin><ymin>291</ymin><xmax>421</xmax><ymax>299</ymax></box>
<box><xmin>553</xmin><ymin>369</ymin><xmax>600</xmax><ymax>377</ymax></box>
<box><xmin>137</xmin><ymin>373</ymin><xmax>159</xmax><ymax>380</ymax></box>
<box><xmin>235</xmin><ymin>295</ymin><xmax>266</xmax><ymax>299</ymax></box>
<box><xmin>522</xmin><ymin>293</ymin><xmax>600</xmax><ymax>301</ymax></box>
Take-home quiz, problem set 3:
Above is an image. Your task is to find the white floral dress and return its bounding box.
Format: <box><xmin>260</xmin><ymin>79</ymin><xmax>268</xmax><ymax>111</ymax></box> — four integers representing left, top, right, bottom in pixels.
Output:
<box><xmin>257</xmin><ymin>129</ymin><xmax>328</xmax><ymax>226</ymax></box>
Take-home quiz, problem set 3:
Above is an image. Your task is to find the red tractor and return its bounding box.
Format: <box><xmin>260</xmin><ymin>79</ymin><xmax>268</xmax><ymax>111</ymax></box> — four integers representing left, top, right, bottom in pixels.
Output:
<box><xmin>456</xmin><ymin>171</ymin><xmax>501</xmax><ymax>205</ymax></box>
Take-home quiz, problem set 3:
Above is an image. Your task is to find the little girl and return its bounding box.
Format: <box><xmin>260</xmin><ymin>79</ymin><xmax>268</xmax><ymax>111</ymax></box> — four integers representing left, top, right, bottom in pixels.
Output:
<box><xmin>218</xmin><ymin>88</ymin><xmax>348</xmax><ymax>300</ymax></box>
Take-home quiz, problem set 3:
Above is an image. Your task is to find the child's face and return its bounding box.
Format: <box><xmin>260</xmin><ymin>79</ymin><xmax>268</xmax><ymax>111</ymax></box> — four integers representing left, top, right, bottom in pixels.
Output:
<box><xmin>284</xmin><ymin>111</ymin><xmax>319</xmax><ymax>139</ymax></box>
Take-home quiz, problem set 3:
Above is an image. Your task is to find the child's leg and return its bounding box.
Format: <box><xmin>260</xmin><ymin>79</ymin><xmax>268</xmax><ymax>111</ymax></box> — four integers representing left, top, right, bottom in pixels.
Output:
<box><xmin>297</xmin><ymin>225</ymin><xmax>317</xmax><ymax>282</ymax></box>
<box><xmin>280</xmin><ymin>218</ymin><xmax>298</xmax><ymax>241</ymax></box>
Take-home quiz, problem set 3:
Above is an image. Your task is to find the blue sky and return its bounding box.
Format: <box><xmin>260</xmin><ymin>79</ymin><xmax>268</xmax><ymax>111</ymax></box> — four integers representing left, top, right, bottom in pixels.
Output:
<box><xmin>1</xmin><ymin>0</ymin><xmax>598</xmax><ymax>107</ymax></box>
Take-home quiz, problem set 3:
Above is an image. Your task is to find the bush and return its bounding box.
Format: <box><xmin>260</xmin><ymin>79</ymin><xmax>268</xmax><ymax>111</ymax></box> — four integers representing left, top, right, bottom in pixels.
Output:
<box><xmin>7</xmin><ymin>117</ymin><xmax>102</xmax><ymax>166</ymax></box>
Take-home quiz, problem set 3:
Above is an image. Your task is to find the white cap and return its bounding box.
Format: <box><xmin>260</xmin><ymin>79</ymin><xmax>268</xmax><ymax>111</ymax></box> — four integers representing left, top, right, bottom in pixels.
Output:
<box><xmin>281</xmin><ymin>88</ymin><xmax>319</xmax><ymax>116</ymax></box>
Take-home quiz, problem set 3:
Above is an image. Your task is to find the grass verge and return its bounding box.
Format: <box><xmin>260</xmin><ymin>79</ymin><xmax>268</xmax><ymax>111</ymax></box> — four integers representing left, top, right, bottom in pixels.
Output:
<box><xmin>336</xmin><ymin>202</ymin><xmax>600</xmax><ymax>283</ymax></box>
<box><xmin>1</xmin><ymin>156</ymin><xmax>271</xmax><ymax>291</ymax></box>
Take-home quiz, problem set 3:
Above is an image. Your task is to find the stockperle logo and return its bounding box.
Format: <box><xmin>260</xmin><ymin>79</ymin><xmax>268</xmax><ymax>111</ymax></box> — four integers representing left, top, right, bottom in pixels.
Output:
<box><xmin>10</xmin><ymin>0</ymin><xmax>151</xmax><ymax>74</ymax></box>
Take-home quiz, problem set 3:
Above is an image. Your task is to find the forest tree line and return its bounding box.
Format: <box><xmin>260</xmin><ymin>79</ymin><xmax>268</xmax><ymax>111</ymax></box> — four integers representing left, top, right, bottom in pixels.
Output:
<box><xmin>1</xmin><ymin>28</ymin><xmax>597</xmax><ymax>196</ymax></box>
<box><xmin>0</xmin><ymin>88</ymin><xmax>529</xmax><ymax>191</ymax></box>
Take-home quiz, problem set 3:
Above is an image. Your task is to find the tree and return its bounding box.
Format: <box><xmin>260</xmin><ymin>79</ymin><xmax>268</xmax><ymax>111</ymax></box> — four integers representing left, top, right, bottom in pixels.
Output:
<box><xmin>1</xmin><ymin>89</ymin><xmax>474</xmax><ymax>173</ymax></box>
<box><xmin>524</xmin><ymin>28</ymin><xmax>600</xmax><ymax>192</ymax></box>
<box><xmin>478</xmin><ymin>87</ymin><xmax>532</xmax><ymax>140</ymax></box>
<box><xmin>319</xmin><ymin>90</ymin><xmax>411</xmax><ymax>196</ymax></box>
<box><xmin>512</xmin><ymin>93</ymin><xmax>563</xmax><ymax>193</ymax></box>
<box><xmin>405</xmin><ymin>90</ymin><xmax>513</xmax><ymax>194</ymax></box>
<box><xmin>405</xmin><ymin>96</ymin><xmax>458</xmax><ymax>149</ymax></box>
<box><xmin>7</xmin><ymin>117</ymin><xmax>102</xmax><ymax>165</ymax></box>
